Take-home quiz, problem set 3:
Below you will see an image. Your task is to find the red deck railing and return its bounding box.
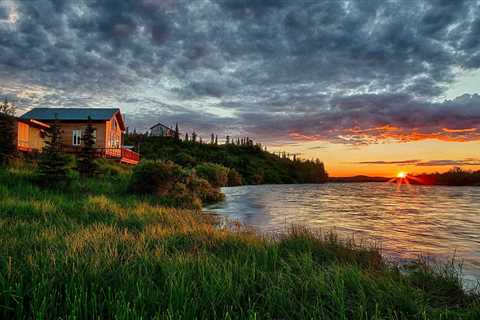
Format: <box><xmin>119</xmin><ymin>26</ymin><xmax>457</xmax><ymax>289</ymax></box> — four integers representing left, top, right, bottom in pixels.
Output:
<box><xmin>120</xmin><ymin>147</ymin><xmax>140</xmax><ymax>162</ymax></box>
<box><xmin>62</xmin><ymin>146</ymin><xmax>140</xmax><ymax>164</ymax></box>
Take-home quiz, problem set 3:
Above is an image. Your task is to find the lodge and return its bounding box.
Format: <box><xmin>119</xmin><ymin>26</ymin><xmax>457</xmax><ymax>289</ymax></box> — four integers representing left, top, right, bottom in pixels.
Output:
<box><xmin>16</xmin><ymin>108</ymin><xmax>140</xmax><ymax>165</ymax></box>
<box><xmin>150</xmin><ymin>122</ymin><xmax>175</xmax><ymax>137</ymax></box>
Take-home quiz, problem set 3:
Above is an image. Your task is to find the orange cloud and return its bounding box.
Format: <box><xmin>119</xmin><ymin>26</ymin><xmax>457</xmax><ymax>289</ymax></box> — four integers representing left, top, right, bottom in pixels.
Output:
<box><xmin>442</xmin><ymin>128</ymin><xmax>477</xmax><ymax>133</ymax></box>
<box><xmin>289</xmin><ymin>127</ymin><xmax>480</xmax><ymax>145</ymax></box>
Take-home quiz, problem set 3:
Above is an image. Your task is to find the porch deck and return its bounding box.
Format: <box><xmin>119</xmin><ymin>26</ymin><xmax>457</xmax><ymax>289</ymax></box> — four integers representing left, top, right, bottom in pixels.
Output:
<box><xmin>63</xmin><ymin>146</ymin><xmax>140</xmax><ymax>165</ymax></box>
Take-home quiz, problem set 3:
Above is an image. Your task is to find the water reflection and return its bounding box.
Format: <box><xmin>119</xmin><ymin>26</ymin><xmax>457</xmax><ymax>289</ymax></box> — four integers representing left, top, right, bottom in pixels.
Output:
<box><xmin>206</xmin><ymin>183</ymin><xmax>480</xmax><ymax>284</ymax></box>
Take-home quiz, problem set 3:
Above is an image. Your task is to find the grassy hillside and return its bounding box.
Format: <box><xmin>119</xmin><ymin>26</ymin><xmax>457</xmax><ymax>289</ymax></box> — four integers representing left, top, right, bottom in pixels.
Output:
<box><xmin>128</xmin><ymin>136</ymin><xmax>328</xmax><ymax>185</ymax></box>
<box><xmin>0</xmin><ymin>164</ymin><xmax>479</xmax><ymax>319</ymax></box>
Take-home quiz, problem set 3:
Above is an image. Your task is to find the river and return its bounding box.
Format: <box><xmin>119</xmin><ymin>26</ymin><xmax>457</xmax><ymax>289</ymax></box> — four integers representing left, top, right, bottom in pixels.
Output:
<box><xmin>206</xmin><ymin>183</ymin><xmax>480</xmax><ymax>286</ymax></box>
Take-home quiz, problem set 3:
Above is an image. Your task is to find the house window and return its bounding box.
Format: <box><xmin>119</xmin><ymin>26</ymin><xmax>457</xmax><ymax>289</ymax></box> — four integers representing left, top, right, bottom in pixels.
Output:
<box><xmin>72</xmin><ymin>129</ymin><xmax>82</xmax><ymax>146</ymax></box>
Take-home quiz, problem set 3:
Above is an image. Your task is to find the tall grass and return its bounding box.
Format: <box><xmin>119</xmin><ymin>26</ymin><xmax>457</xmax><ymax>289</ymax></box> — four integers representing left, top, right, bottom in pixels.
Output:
<box><xmin>0</xmin><ymin>165</ymin><xmax>479</xmax><ymax>319</ymax></box>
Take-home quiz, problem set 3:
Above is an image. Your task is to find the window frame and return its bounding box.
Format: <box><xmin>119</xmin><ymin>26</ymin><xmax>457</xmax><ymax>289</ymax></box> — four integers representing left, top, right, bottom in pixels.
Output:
<box><xmin>72</xmin><ymin>129</ymin><xmax>82</xmax><ymax>146</ymax></box>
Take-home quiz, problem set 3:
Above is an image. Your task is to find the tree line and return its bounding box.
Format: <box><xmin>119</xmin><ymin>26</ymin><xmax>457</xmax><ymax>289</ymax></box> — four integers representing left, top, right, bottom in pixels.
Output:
<box><xmin>125</xmin><ymin>133</ymin><xmax>329</xmax><ymax>185</ymax></box>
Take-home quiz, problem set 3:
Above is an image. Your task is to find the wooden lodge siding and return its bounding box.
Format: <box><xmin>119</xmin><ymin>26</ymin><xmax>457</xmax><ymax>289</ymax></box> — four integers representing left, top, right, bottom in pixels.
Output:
<box><xmin>16</xmin><ymin>120</ymin><xmax>46</xmax><ymax>152</ymax></box>
<box><xmin>40</xmin><ymin>117</ymin><xmax>123</xmax><ymax>150</ymax></box>
<box><xmin>53</xmin><ymin>121</ymin><xmax>107</xmax><ymax>148</ymax></box>
<box><xmin>28</xmin><ymin>125</ymin><xmax>45</xmax><ymax>150</ymax></box>
<box><xmin>17</xmin><ymin>121</ymin><xmax>29</xmax><ymax>150</ymax></box>
<box><xmin>105</xmin><ymin>117</ymin><xmax>123</xmax><ymax>148</ymax></box>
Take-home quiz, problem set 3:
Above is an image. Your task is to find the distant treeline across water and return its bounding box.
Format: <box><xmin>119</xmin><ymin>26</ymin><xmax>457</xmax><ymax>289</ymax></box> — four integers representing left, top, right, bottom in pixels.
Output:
<box><xmin>329</xmin><ymin>167</ymin><xmax>480</xmax><ymax>186</ymax></box>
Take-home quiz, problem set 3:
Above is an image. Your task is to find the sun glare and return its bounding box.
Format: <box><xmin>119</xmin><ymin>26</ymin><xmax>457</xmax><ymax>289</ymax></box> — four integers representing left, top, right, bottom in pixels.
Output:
<box><xmin>397</xmin><ymin>172</ymin><xmax>407</xmax><ymax>178</ymax></box>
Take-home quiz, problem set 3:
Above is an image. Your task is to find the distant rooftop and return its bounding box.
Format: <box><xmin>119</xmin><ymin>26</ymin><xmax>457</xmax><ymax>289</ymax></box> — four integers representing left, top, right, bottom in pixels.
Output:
<box><xmin>20</xmin><ymin>108</ymin><xmax>121</xmax><ymax>121</ymax></box>
<box><xmin>150</xmin><ymin>122</ymin><xmax>172</xmax><ymax>130</ymax></box>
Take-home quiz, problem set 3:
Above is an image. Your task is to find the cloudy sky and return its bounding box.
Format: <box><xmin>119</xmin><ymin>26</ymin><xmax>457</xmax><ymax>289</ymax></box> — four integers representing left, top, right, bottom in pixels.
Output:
<box><xmin>1</xmin><ymin>0</ymin><xmax>480</xmax><ymax>176</ymax></box>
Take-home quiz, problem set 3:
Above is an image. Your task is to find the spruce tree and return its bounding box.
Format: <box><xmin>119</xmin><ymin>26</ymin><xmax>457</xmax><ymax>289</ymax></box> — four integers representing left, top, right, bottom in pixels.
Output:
<box><xmin>174</xmin><ymin>123</ymin><xmax>180</xmax><ymax>141</ymax></box>
<box><xmin>37</xmin><ymin>116</ymin><xmax>72</xmax><ymax>187</ymax></box>
<box><xmin>0</xmin><ymin>98</ymin><xmax>16</xmax><ymax>165</ymax></box>
<box><xmin>77</xmin><ymin>117</ymin><xmax>97</xmax><ymax>177</ymax></box>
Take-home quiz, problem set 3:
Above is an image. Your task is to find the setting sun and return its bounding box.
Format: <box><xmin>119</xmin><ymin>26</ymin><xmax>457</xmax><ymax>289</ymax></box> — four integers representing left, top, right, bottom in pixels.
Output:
<box><xmin>397</xmin><ymin>172</ymin><xmax>407</xmax><ymax>178</ymax></box>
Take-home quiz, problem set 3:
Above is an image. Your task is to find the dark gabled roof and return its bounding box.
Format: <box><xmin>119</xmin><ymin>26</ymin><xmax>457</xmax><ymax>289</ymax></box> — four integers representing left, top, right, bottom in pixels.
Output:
<box><xmin>20</xmin><ymin>107</ymin><xmax>125</xmax><ymax>130</ymax></box>
<box><xmin>150</xmin><ymin>122</ymin><xmax>172</xmax><ymax>130</ymax></box>
<box><xmin>20</xmin><ymin>108</ymin><xmax>119</xmax><ymax>121</ymax></box>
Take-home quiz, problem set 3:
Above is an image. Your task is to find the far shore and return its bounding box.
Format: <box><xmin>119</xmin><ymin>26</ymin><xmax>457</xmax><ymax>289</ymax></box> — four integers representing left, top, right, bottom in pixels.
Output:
<box><xmin>328</xmin><ymin>175</ymin><xmax>390</xmax><ymax>183</ymax></box>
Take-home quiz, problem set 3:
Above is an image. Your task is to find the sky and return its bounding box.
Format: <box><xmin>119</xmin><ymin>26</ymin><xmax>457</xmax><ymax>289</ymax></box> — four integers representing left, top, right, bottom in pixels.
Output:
<box><xmin>1</xmin><ymin>0</ymin><xmax>479</xmax><ymax>177</ymax></box>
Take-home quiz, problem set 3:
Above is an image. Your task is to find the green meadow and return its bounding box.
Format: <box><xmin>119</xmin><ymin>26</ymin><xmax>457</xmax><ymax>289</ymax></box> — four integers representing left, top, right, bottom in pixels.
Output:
<box><xmin>0</xmin><ymin>163</ymin><xmax>479</xmax><ymax>319</ymax></box>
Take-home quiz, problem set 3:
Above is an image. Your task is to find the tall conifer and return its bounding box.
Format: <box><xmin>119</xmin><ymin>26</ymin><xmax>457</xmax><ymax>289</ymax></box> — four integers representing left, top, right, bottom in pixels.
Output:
<box><xmin>37</xmin><ymin>115</ymin><xmax>72</xmax><ymax>187</ymax></box>
<box><xmin>0</xmin><ymin>98</ymin><xmax>16</xmax><ymax>165</ymax></box>
<box><xmin>78</xmin><ymin>117</ymin><xmax>97</xmax><ymax>177</ymax></box>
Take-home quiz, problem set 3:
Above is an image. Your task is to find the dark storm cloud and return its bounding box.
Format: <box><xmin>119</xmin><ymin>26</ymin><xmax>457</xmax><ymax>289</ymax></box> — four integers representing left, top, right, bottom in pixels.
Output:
<box><xmin>0</xmin><ymin>6</ymin><xmax>8</xmax><ymax>20</ymax></box>
<box><xmin>1</xmin><ymin>0</ymin><xmax>480</xmax><ymax>143</ymax></box>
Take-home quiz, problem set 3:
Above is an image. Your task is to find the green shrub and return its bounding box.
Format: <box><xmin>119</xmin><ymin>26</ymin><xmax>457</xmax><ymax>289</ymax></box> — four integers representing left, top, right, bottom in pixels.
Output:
<box><xmin>175</xmin><ymin>152</ymin><xmax>197</xmax><ymax>167</ymax></box>
<box><xmin>195</xmin><ymin>162</ymin><xmax>229</xmax><ymax>187</ymax></box>
<box><xmin>188</xmin><ymin>176</ymin><xmax>224</xmax><ymax>204</ymax></box>
<box><xmin>129</xmin><ymin>161</ymin><xmax>187</xmax><ymax>196</ymax></box>
<box><xmin>227</xmin><ymin>168</ymin><xmax>243</xmax><ymax>186</ymax></box>
<box><xmin>95</xmin><ymin>159</ymin><xmax>132</xmax><ymax>176</ymax></box>
<box><xmin>128</xmin><ymin>160</ymin><xmax>223</xmax><ymax>208</ymax></box>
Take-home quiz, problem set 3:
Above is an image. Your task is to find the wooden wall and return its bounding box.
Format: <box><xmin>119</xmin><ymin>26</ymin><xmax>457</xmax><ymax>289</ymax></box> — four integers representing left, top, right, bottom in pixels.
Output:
<box><xmin>28</xmin><ymin>126</ymin><xmax>45</xmax><ymax>150</ymax></box>
<box><xmin>16</xmin><ymin>121</ymin><xmax>46</xmax><ymax>151</ymax></box>
<box><xmin>55</xmin><ymin>122</ymin><xmax>107</xmax><ymax>148</ymax></box>
<box><xmin>17</xmin><ymin>121</ymin><xmax>30</xmax><ymax>150</ymax></box>
<box><xmin>105</xmin><ymin>117</ymin><xmax>123</xmax><ymax>148</ymax></box>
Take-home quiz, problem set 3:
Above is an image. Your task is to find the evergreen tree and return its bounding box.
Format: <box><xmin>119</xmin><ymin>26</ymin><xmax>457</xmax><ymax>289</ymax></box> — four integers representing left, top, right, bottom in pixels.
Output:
<box><xmin>174</xmin><ymin>123</ymin><xmax>180</xmax><ymax>141</ymax></box>
<box><xmin>0</xmin><ymin>98</ymin><xmax>17</xmax><ymax>165</ymax></box>
<box><xmin>37</xmin><ymin>116</ymin><xmax>72</xmax><ymax>187</ymax></box>
<box><xmin>185</xmin><ymin>132</ymin><xmax>189</xmax><ymax>141</ymax></box>
<box><xmin>226</xmin><ymin>135</ymin><xmax>230</xmax><ymax>144</ymax></box>
<box><xmin>215</xmin><ymin>135</ymin><xmax>218</xmax><ymax>145</ymax></box>
<box><xmin>211</xmin><ymin>133</ymin><xmax>215</xmax><ymax>144</ymax></box>
<box><xmin>77</xmin><ymin>117</ymin><xmax>97</xmax><ymax>177</ymax></box>
<box><xmin>192</xmin><ymin>131</ymin><xmax>197</xmax><ymax>143</ymax></box>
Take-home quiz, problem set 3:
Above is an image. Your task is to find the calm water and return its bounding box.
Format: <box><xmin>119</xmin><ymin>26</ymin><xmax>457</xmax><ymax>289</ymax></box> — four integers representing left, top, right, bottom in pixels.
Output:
<box><xmin>206</xmin><ymin>183</ymin><xmax>480</xmax><ymax>285</ymax></box>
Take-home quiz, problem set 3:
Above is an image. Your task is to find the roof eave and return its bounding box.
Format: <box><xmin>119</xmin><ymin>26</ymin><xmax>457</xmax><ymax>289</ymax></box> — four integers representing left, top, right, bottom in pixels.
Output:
<box><xmin>114</xmin><ymin>110</ymin><xmax>126</xmax><ymax>131</ymax></box>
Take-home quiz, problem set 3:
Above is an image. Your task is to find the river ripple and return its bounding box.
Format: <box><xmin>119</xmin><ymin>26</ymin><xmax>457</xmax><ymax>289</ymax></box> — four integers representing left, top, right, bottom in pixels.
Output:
<box><xmin>206</xmin><ymin>183</ymin><xmax>480</xmax><ymax>286</ymax></box>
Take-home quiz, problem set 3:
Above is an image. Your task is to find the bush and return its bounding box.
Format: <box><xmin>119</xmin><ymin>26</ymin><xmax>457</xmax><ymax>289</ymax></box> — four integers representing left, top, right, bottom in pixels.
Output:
<box><xmin>195</xmin><ymin>162</ymin><xmax>229</xmax><ymax>187</ymax></box>
<box><xmin>129</xmin><ymin>161</ymin><xmax>187</xmax><ymax>196</ymax></box>
<box><xmin>175</xmin><ymin>152</ymin><xmax>197</xmax><ymax>167</ymax></box>
<box><xmin>95</xmin><ymin>159</ymin><xmax>132</xmax><ymax>176</ymax></box>
<box><xmin>128</xmin><ymin>161</ymin><xmax>223</xmax><ymax>208</ymax></box>
<box><xmin>227</xmin><ymin>168</ymin><xmax>242</xmax><ymax>186</ymax></box>
<box><xmin>188</xmin><ymin>176</ymin><xmax>224</xmax><ymax>203</ymax></box>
